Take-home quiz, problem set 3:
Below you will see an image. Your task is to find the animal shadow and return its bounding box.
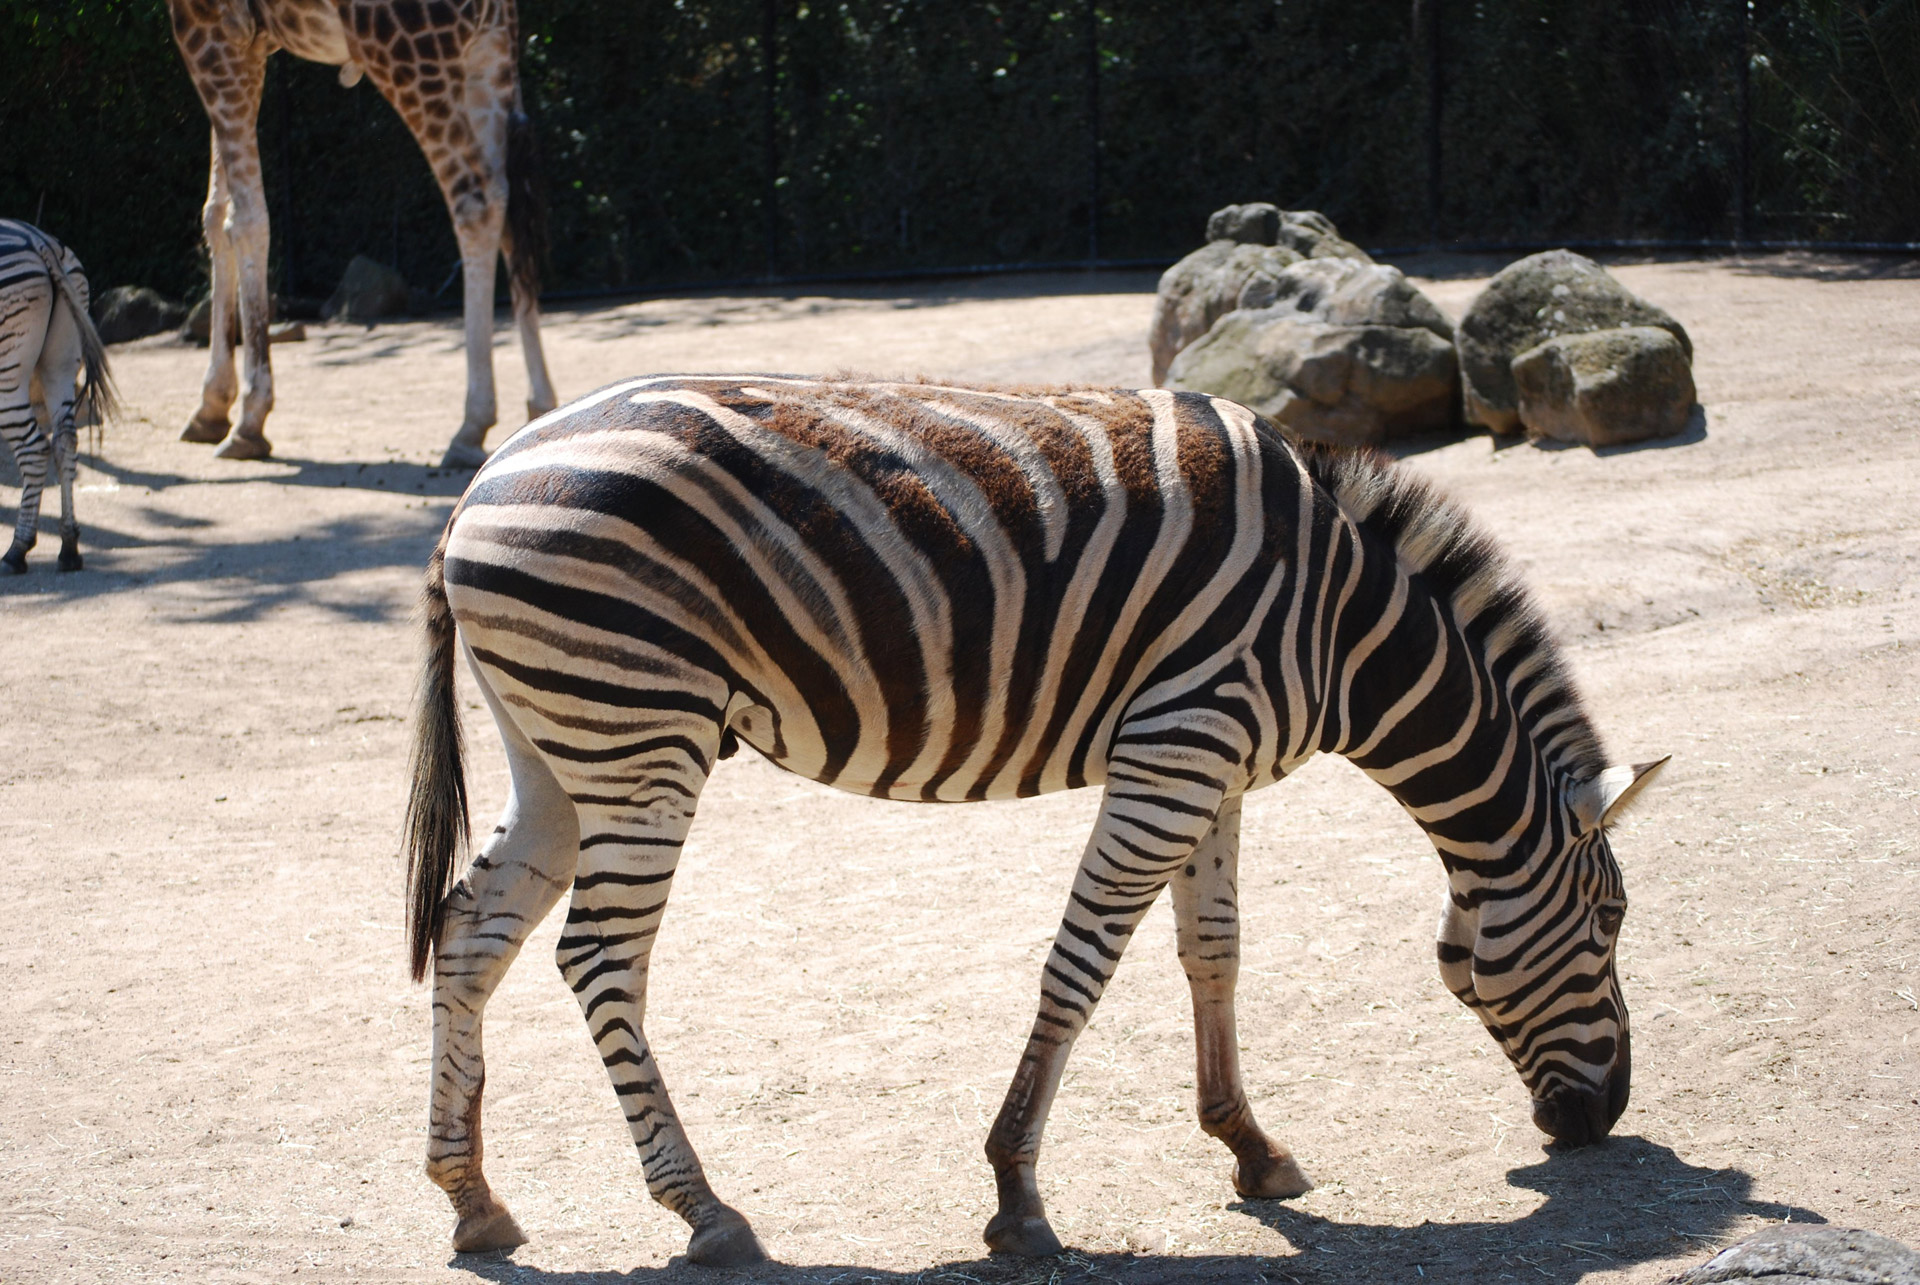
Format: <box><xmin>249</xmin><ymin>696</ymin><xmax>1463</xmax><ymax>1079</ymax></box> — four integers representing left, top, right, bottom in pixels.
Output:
<box><xmin>450</xmin><ymin>1136</ymin><xmax>1820</xmax><ymax>1285</ymax></box>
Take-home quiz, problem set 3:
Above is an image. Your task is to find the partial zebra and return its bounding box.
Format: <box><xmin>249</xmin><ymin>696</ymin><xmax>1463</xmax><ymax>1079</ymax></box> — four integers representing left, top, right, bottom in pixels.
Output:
<box><xmin>405</xmin><ymin>375</ymin><xmax>1666</xmax><ymax>1264</ymax></box>
<box><xmin>0</xmin><ymin>220</ymin><xmax>116</xmax><ymax>573</ymax></box>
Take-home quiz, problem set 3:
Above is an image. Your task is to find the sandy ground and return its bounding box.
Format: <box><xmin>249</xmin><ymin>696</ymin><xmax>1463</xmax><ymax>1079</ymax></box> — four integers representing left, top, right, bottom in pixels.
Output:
<box><xmin>1</xmin><ymin>257</ymin><xmax>1916</xmax><ymax>1285</ymax></box>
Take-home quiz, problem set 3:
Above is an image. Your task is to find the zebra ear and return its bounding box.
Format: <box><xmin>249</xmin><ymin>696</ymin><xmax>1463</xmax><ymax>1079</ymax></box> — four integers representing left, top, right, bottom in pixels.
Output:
<box><xmin>1569</xmin><ymin>757</ymin><xmax>1671</xmax><ymax>833</ymax></box>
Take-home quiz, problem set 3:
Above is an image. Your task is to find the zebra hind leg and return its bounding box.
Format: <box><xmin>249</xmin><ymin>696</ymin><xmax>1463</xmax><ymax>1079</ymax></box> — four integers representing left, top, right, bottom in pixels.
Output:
<box><xmin>0</xmin><ymin>278</ymin><xmax>52</xmax><ymax>573</ymax></box>
<box><xmin>35</xmin><ymin>292</ymin><xmax>85</xmax><ymax>571</ymax></box>
<box><xmin>426</xmin><ymin>671</ymin><xmax>581</xmax><ymax>1253</ymax></box>
<box><xmin>983</xmin><ymin>761</ymin><xmax>1230</xmax><ymax>1256</ymax></box>
<box><xmin>1170</xmin><ymin>795</ymin><xmax>1313</xmax><ymax>1200</ymax></box>
<box><xmin>553</xmin><ymin>725</ymin><xmax>764</xmax><ymax>1267</ymax></box>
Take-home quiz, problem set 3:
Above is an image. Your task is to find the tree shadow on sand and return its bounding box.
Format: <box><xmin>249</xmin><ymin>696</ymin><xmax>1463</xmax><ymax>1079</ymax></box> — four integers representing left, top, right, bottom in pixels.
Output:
<box><xmin>448</xmin><ymin>1137</ymin><xmax>1819</xmax><ymax>1285</ymax></box>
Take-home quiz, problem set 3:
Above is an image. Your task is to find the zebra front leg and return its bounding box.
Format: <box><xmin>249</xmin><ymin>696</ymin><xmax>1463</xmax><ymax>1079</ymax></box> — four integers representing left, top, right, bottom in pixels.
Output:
<box><xmin>1170</xmin><ymin>796</ymin><xmax>1312</xmax><ymax>1200</ymax></box>
<box><xmin>427</xmin><ymin>670</ymin><xmax>580</xmax><ymax>1252</ymax></box>
<box><xmin>560</xmin><ymin>773</ymin><xmax>764</xmax><ymax>1267</ymax></box>
<box><xmin>984</xmin><ymin>768</ymin><xmax>1229</xmax><ymax>1255</ymax></box>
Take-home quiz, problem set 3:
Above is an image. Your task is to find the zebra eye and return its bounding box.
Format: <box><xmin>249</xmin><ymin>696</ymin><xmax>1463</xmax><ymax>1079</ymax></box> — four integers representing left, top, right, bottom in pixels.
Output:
<box><xmin>1594</xmin><ymin>904</ymin><xmax>1625</xmax><ymax>936</ymax></box>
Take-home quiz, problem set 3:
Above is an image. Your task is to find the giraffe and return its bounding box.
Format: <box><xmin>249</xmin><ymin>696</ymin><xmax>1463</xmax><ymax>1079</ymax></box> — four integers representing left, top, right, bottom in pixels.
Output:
<box><xmin>165</xmin><ymin>0</ymin><xmax>557</xmax><ymax>468</ymax></box>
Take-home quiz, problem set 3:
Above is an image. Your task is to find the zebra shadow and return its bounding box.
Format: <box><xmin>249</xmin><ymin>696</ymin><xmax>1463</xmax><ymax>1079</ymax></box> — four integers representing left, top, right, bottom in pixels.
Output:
<box><xmin>449</xmin><ymin>1137</ymin><xmax>1820</xmax><ymax>1285</ymax></box>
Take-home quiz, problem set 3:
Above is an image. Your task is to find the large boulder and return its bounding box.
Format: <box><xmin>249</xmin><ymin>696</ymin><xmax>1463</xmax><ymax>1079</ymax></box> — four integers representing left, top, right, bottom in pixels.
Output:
<box><xmin>93</xmin><ymin>286</ymin><xmax>186</xmax><ymax>344</ymax></box>
<box><xmin>1165</xmin><ymin>256</ymin><xmax>1459</xmax><ymax>447</ymax></box>
<box><xmin>1458</xmin><ymin>249</ymin><xmax>1693</xmax><ymax>438</ymax></box>
<box><xmin>323</xmin><ymin>254</ymin><xmax>410</xmax><ymax>323</ymax></box>
<box><xmin>1664</xmin><ymin>1224</ymin><xmax>1920</xmax><ymax>1284</ymax></box>
<box><xmin>1512</xmin><ymin>326</ymin><xmax>1696</xmax><ymax>446</ymax></box>
<box><xmin>1150</xmin><ymin>204</ymin><xmax>1375</xmax><ymax>384</ymax></box>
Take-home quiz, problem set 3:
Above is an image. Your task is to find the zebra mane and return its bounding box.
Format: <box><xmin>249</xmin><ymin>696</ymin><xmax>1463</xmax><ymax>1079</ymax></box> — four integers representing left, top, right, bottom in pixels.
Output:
<box><xmin>1299</xmin><ymin>446</ymin><xmax>1611</xmax><ymax>784</ymax></box>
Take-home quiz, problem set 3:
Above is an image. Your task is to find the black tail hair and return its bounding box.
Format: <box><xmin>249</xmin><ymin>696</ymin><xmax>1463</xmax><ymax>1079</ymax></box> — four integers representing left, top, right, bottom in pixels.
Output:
<box><xmin>504</xmin><ymin>109</ymin><xmax>547</xmax><ymax>304</ymax></box>
<box><xmin>403</xmin><ymin>533</ymin><xmax>470</xmax><ymax>983</ymax></box>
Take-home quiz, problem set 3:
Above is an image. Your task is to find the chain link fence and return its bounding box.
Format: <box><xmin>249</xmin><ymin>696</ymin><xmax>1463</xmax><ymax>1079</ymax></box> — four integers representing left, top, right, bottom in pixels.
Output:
<box><xmin>5</xmin><ymin>0</ymin><xmax>1915</xmax><ymax>305</ymax></box>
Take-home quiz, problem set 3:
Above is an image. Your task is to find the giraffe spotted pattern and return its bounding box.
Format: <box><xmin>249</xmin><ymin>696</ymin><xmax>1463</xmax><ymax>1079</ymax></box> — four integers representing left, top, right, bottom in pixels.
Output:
<box><xmin>165</xmin><ymin>0</ymin><xmax>554</xmax><ymax>466</ymax></box>
<box><xmin>404</xmin><ymin>376</ymin><xmax>1667</xmax><ymax>1264</ymax></box>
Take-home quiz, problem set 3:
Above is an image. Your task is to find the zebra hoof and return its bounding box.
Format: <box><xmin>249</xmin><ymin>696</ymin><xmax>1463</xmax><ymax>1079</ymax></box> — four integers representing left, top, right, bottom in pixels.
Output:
<box><xmin>440</xmin><ymin>440</ymin><xmax>489</xmax><ymax>470</ymax></box>
<box><xmin>2</xmin><ymin>542</ymin><xmax>28</xmax><ymax>574</ymax></box>
<box><xmin>1233</xmin><ymin>1150</ymin><xmax>1314</xmax><ymax>1200</ymax></box>
<box><xmin>685</xmin><ymin>1207</ymin><xmax>766</xmax><ymax>1267</ymax></box>
<box><xmin>57</xmin><ymin>538</ymin><xmax>82</xmax><ymax>572</ymax></box>
<box><xmin>213</xmin><ymin>431</ymin><xmax>272</xmax><ymax>461</ymax></box>
<box><xmin>984</xmin><ymin>1212</ymin><xmax>1064</xmax><ymax>1257</ymax></box>
<box><xmin>451</xmin><ymin>1200</ymin><xmax>527</xmax><ymax>1253</ymax></box>
<box><xmin>180</xmin><ymin>414</ymin><xmax>229</xmax><ymax>444</ymax></box>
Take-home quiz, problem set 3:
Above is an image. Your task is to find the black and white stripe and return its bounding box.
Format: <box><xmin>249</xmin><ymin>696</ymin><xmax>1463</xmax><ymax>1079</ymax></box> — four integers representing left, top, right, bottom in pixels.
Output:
<box><xmin>404</xmin><ymin>375</ymin><xmax>1666</xmax><ymax>1263</ymax></box>
<box><xmin>0</xmin><ymin>219</ymin><xmax>115</xmax><ymax>574</ymax></box>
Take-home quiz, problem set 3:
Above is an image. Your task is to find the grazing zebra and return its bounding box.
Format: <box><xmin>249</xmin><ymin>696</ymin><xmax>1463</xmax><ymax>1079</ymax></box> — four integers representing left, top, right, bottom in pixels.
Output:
<box><xmin>0</xmin><ymin>220</ymin><xmax>116</xmax><ymax>574</ymax></box>
<box><xmin>405</xmin><ymin>375</ymin><xmax>1667</xmax><ymax>1264</ymax></box>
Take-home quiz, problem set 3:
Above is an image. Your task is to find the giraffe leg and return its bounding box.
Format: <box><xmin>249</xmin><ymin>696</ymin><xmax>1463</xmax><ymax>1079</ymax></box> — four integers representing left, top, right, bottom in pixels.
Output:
<box><xmin>501</xmin><ymin>219</ymin><xmax>555</xmax><ymax>423</ymax></box>
<box><xmin>983</xmin><ymin>753</ymin><xmax>1231</xmax><ymax>1256</ymax></box>
<box><xmin>1170</xmin><ymin>796</ymin><xmax>1312</xmax><ymax>1200</ymax></box>
<box><xmin>209</xmin><ymin>93</ymin><xmax>275</xmax><ymax>460</ymax></box>
<box><xmin>551</xmin><ymin>720</ymin><xmax>763</xmax><ymax>1267</ymax></box>
<box><xmin>0</xmin><ymin>279</ymin><xmax>52</xmax><ymax>573</ymax></box>
<box><xmin>35</xmin><ymin>290</ymin><xmax>85</xmax><ymax>571</ymax></box>
<box><xmin>182</xmin><ymin>131</ymin><xmax>239</xmax><ymax>445</ymax></box>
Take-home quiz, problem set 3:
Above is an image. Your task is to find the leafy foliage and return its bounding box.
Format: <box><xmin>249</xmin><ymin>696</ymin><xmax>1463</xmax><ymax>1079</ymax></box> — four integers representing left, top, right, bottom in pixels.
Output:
<box><xmin>1</xmin><ymin>0</ymin><xmax>1913</xmax><ymax>301</ymax></box>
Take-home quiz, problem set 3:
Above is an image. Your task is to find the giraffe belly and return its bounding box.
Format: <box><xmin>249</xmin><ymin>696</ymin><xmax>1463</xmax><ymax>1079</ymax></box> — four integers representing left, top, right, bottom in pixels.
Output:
<box><xmin>261</xmin><ymin>0</ymin><xmax>351</xmax><ymax>66</ymax></box>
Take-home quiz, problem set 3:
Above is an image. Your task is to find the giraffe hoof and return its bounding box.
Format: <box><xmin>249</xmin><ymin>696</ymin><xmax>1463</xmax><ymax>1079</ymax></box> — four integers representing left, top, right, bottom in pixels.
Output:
<box><xmin>181</xmin><ymin>414</ymin><xmax>230</xmax><ymax>444</ymax></box>
<box><xmin>1233</xmin><ymin>1151</ymin><xmax>1314</xmax><ymax>1200</ymax></box>
<box><xmin>984</xmin><ymin>1212</ymin><xmax>1063</xmax><ymax>1257</ymax></box>
<box><xmin>213</xmin><ymin>432</ymin><xmax>272</xmax><ymax>460</ymax></box>
<box><xmin>451</xmin><ymin>1200</ymin><xmax>527</xmax><ymax>1253</ymax></box>
<box><xmin>686</xmin><ymin>1208</ymin><xmax>766</xmax><ymax>1267</ymax></box>
<box><xmin>439</xmin><ymin>440</ymin><xmax>489</xmax><ymax>470</ymax></box>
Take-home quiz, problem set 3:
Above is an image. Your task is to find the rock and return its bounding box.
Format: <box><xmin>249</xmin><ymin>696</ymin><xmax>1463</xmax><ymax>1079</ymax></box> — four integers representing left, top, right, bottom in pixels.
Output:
<box><xmin>1268</xmin><ymin>208</ymin><xmax>1372</xmax><ymax>263</ymax></box>
<box><xmin>1151</xmin><ymin>205</ymin><xmax>1375</xmax><ymax>385</ymax></box>
<box><xmin>323</xmin><ymin>255</ymin><xmax>410</xmax><ymax>323</ymax></box>
<box><xmin>1166</xmin><ymin>257</ymin><xmax>1459</xmax><ymax>447</ymax></box>
<box><xmin>1151</xmin><ymin>241</ymin><xmax>1304</xmax><ymax>385</ymax></box>
<box><xmin>1457</xmin><ymin>249</ymin><xmax>1692</xmax><ymax>435</ymax></box>
<box><xmin>93</xmin><ymin>286</ymin><xmax>185</xmax><ymax>344</ymax></box>
<box><xmin>268</xmin><ymin>321</ymin><xmax>308</xmax><ymax>344</ymax></box>
<box><xmin>1206</xmin><ymin>203</ymin><xmax>1283</xmax><ymax>245</ymax></box>
<box><xmin>1512</xmin><ymin>326</ymin><xmax>1695</xmax><ymax>446</ymax></box>
<box><xmin>1664</xmin><ymin>1224</ymin><xmax>1920</xmax><ymax>1285</ymax></box>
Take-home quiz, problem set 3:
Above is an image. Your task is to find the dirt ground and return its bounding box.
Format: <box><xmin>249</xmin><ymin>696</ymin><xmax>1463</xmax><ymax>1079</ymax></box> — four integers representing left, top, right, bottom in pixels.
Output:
<box><xmin>2</xmin><ymin>255</ymin><xmax>1916</xmax><ymax>1285</ymax></box>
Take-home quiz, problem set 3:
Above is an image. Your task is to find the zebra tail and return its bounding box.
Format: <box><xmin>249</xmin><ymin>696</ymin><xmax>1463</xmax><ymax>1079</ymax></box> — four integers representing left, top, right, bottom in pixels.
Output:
<box><xmin>504</xmin><ymin>106</ymin><xmax>546</xmax><ymax>304</ymax></box>
<box><xmin>33</xmin><ymin>238</ymin><xmax>120</xmax><ymax>429</ymax></box>
<box><xmin>404</xmin><ymin>533</ymin><xmax>471</xmax><ymax>983</ymax></box>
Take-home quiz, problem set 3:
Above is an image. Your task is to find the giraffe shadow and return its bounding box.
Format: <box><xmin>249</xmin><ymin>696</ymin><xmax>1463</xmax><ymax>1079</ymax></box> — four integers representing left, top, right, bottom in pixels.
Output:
<box><xmin>448</xmin><ymin>1137</ymin><xmax>1820</xmax><ymax>1285</ymax></box>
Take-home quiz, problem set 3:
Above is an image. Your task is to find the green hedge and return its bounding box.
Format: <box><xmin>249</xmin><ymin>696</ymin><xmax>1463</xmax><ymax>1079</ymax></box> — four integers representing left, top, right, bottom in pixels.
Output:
<box><xmin>2</xmin><ymin>1</ymin><xmax>1914</xmax><ymax>303</ymax></box>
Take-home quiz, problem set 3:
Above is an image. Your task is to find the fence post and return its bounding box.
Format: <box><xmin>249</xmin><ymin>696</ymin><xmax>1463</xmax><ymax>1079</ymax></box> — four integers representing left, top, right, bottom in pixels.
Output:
<box><xmin>1423</xmin><ymin>0</ymin><xmax>1444</xmax><ymax>247</ymax></box>
<box><xmin>275</xmin><ymin>58</ymin><xmax>298</xmax><ymax>297</ymax></box>
<box><xmin>1735</xmin><ymin>0</ymin><xmax>1751</xmax><ymax>243</ymax></box>
<box><xmin>763</xmin><ymin>0</ymin><xmax>779</xmax><ymax>280</ymax></box>
<box><xmin>1085</xmin><ymin>0</ymin><xmax>1102</xmax><ymax>263</ymax></box>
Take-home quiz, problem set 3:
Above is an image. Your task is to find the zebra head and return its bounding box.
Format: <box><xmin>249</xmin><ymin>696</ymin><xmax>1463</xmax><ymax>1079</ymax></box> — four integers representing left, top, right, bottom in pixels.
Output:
<box><xmin>1436</xmin><ymin>757</ymin><xmax>1668</xmax><ymax>1147</ymax></box>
